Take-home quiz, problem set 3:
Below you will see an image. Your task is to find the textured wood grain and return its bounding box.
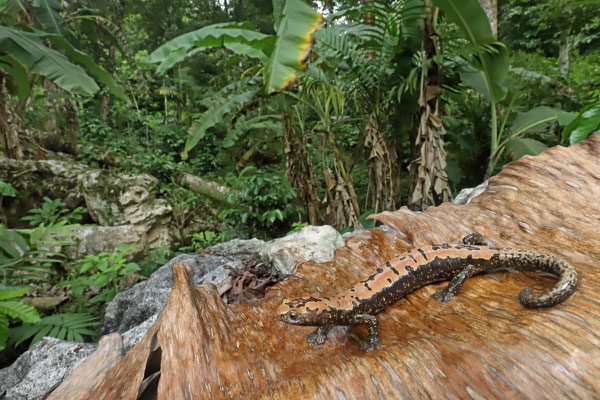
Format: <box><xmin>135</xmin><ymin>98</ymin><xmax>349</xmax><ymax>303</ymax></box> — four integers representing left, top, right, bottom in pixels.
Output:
<box><xmin>89</xmin><ymin>134</ymin><xmax>600</xmax><ymax>399</ymax></box>
<box><xmin>46</xmin><ymin>333</ymin><xmax>123</xmax><ymax>400</ymax></box>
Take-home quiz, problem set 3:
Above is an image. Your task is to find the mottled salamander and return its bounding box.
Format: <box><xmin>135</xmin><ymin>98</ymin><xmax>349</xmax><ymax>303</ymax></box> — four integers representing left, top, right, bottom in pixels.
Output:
<box><xmin>277</xmin><ymin>233</ymin><xmax>578</xmax><ymax>352</ymax></box>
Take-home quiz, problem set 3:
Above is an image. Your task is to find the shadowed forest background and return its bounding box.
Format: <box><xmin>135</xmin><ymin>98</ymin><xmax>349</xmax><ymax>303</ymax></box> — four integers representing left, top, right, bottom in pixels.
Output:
<box><xmin>0</xmin><ymin>0</ymin><xmax>598</xmax><ymax>366</ymax></box>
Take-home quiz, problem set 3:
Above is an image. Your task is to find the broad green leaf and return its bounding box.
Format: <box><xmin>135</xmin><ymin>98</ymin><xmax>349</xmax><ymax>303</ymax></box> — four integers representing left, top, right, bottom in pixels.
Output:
<box><xmin>0</xmin><ymin>178</ymin><xmax>18</xmax><ymax>197</ymax></box>
<box><xmin>272</xmin><ymin>0</ymin><xmax>286</xmax><ymax>31</ymax></box>
<box><xmin>264</xmin><ymin>0</ymin><xmax>324</xmax><ymax>93</ymax></box>
<box><xmin>147</xmin><ymin>22</ymin><xmax>270</xmax><ymax>75</ymax></box>
<box><xmin>224</xmin><ymin>40</ymin><xmax>272</xmax><ymax>65</ymax></box>
<box><xmin>0</xmin><ymin>0</ymin><xmax>8</xmax><ymax>13</ymax></box>
<box><xmin>562</xmin><ymin>101</ymin><xmax>600</xmax><ymax>145</ymax></box>
<box><xmin>435</xmin><ymin>0</ymin><xmax>508</xmax><ymax>103</ymax></box>
<box><xmin>183</xmin><ymin>89</ymin><xmax>259</xmax><ymax>158</ymax></box>
<box><xmin>0</xmin><ymin>300</ymin><xmax>41</xmax><ymax>323</ymax></box>
<box><xmin>0</xmin><ymin>26</ymin><xmax>99</xmax><ymax>95</ymax></box>
<box><xmin>511</xmin><ymin>106</ymin><xmax>562</xmax><ymax>135</ymax></box>
<box><xmin>505</xmin><ymin>137</ymin><xmax>548</xmax><ymax>161</ymax></box>
<box><xmin>40</xmin><ymin>33</ymin><xmax>129</xmax><ymax>103</ymax></box>
<box><xmin>0</xmin><ymin>55</ymin><xmax>30</xmax><ymax>100</ymax></box>
<box><xmin>32</xmin><ymin>0</ymin><xmax>65</xmax><ymax>35</ymax></box>
<box><xmin>0</xmin><ymin>286</ymin><xmax>31</xmax><ymax>300</ymax></box>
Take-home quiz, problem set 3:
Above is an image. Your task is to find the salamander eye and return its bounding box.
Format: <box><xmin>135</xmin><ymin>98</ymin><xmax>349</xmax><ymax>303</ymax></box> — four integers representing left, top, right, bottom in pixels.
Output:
<box><xmin>289</xmin><ymin>311</ymin><xmax>299</xmax><ymax>319</ymax></box>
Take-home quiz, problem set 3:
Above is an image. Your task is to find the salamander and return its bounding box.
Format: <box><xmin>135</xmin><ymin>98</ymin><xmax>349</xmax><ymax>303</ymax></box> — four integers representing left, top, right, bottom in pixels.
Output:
<box><xmin>277</xmin><ymin>233</ymin><xmax>578</xmax><ymax>352</ymax></box>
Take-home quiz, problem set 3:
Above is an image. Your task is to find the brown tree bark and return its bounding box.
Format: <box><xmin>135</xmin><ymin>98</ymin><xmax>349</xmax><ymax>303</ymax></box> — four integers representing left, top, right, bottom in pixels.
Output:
<box><xmin>0</xmin><ymin>76</ymin><xmax>23</xmax><ymax>160</ymax></box>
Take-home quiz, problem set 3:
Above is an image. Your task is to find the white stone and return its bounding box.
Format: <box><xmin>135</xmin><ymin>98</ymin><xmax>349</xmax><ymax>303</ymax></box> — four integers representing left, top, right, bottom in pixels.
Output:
<box><xmin>259</xmin><ymin>225</ymin><xmax>345</xmax><ymax>276</ymax></box>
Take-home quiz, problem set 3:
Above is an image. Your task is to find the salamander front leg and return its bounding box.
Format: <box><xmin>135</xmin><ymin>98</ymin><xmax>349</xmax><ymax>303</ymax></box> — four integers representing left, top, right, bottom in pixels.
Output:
<box><xmin>351</xmin><ymin>314</ymin><xmax>381</xmax><ymax>352</ymax></box>
<box><xmin>307</xmin><ymin>326</ymin><xmax>331</xmax><ymax>346</ymax></box>
<box><xmin>434</xmin><ymin>264</ymin><xmax>481</xmax><ymax>303</ymax></box>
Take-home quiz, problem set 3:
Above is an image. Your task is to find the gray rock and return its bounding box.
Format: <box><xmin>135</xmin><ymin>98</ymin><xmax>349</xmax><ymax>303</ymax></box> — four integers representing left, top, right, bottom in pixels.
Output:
<box><xmin>122</xmin><ymin>313</ymin><xmax>158</xmax><ymax>352</ymax></box>
<box><xmin>452</xmin><ymin>180</ymin><xmax>489</xmax><ymax>205</ymax></box>
<box><xmin>62</xmin><ymin>224</ymin><xmax>146</xmax><ymax>260</ymax></box>
<box><xmin>101</xmin><ymin>238</ymin><xmax>265</xmax><ymax>334</ymax></box>
<box><xmin>0</xmin><ymin>337</ymin><xmax>96</xmax><ymax>400</ymax></box>
<box><xmin>259</xmin><ymin>225</ymin><xmax>345</xmax><ymax>276</ymax></box>
<box><xmin>80</xmin><ymin>170</ymin><xmax>174</xmax><ymax>252</ymax></box>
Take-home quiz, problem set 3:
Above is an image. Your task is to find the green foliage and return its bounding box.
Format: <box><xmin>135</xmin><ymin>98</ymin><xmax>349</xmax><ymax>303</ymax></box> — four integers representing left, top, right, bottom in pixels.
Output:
<box><xmin>9</xmin><ymin>312</ymin><xmax>100</xmax><ymax>349</ymax></box>
<box><xmin>147</xmin><ymin>22</ymin><xmax>272</xmax><ymax>74</ymax></box>
<box><xmin>0</xmin><ymin>179</ymin><xmax>18</xmax><ymax>197</ymax></box>
<box><xmin>184</xmin><ymin>88</ymin><xmax>259</xmax><ymax>158</ymax></box>
<box><xmin>189</xmin><ymin>230</ymin><xmax>233</xmax><ymax>250</ymax></box>
<box><xmin>436</xmin><ymin>0</ymin><xmax>509</xmax><ymax>104</ymax></box>
<box><xmin>0</xmin><ymin>285</ymin><xmax>40</xmax><ymax>352</ymax></box>
<box><xmin>61</xmin><ymin>245</ymin><xmax>141</xmax><ymax>308</ymax></box>
<box><xmin>286</xmin><ymin>221</ymin><xmax>308</xmax><ymax>235</ymax></box>
<box><xmin>263</xmin><ymin>0</ymin><xmax>323</xmax><ymax>93</ymax></box>
<box><xmin>0</xmin><ymin>222</ymin><xmax>74</xmax><ymax>282</ymax></box>
<box><xmin>219</xmin><ymin>166</ymin><xmax>298</xmax><ymax>234</ymax></box>
<box><xmin>562</xmin><ymin>98</ymin><xmax>600</xmax><ymax>145</ymax></box>
<box><xmin>21</xmin><ymin>197</ymin><xmax>86</xmax><ymax>226</ymax></box>
<box><xmin>138</xmin><ymin>245</ymin><xmax>174</xmax><ymax>277</ymax></box>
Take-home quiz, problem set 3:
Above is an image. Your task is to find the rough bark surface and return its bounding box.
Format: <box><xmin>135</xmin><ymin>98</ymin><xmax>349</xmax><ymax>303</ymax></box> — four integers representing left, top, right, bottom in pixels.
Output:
<box><xmin>80</xmin><ymin>135</ymin><xmax>598</xmax><ymax>399</ymax></box>
<box><xmin>46</xmin><ymin>333</ymin><xmax>124</xmax><ymax>400</ymax></box>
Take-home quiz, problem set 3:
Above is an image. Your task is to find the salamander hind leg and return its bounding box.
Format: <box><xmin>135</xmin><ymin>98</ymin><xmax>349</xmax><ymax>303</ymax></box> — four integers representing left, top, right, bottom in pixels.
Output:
<box><xmin>434</xmin><ymin>264</ymin><xmax>480</xmax><ymax>303</ymax></box>
<box><xmin>307</xmin><ymin>326</ymin><xmax>331</xmax><ymax>346</ymax></box>
<box><xmin>351</xmin><ymin>314</ymin><xmax>381</xmax><ymax>352</ymax></box>
<box><xmin>462</xmin><ymin>232</ymin><xmax>488</xmax><ymax>246</ymax></box>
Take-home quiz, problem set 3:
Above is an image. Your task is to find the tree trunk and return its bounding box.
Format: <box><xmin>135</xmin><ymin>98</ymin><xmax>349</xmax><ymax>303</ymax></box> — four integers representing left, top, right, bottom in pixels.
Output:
<box><xmin>559</xmin><ymin>27</ymin><xmax>569</xmax><ymax>76</ymax></box>
<box><xmin>283</xmin><ymin>113</ymin><xmax>320</xmax><ymax>225</ymax></box>
<box><xmin>180</xmin><ymin>172</ymin><xmax>239</xmax><ymax>206</ymax></box>
<box><xmin>0</xmin><ymin>77</ymin><xmax>23</xmax><ymax>160</ymax></box>
<box><xmin>477</xmin><ymin>0</ymin><xmax>497</xmax><ymax>38</ymax></box>
<box><xmin>408</xmin><ymin>2</ymin><xmax>452</xmax><ymax>210</ymax></box>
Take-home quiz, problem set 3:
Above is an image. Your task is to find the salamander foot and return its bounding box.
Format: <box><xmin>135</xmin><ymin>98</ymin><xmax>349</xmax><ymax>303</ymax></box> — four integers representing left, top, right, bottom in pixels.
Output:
<box><xmin>307</xmin><ymin>326</ymin><xmax>330</xmax><ymax>346</ymax></box>
<box><xmin>359</xmin><ymin>335</ymin><xmax>381</xmax><ymax>352</ymax></box>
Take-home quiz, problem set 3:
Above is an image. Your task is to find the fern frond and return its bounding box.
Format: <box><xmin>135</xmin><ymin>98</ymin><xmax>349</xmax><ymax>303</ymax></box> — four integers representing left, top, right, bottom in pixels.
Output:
<box><xmin>0</xmin><ymin>286</ymin><xmax>31</xmax><ymax>300</ymax></box>
<box><xmin>0</xmin><ymin>300</ymin><xmax>41</xmax><ymax>324</ymax></box>
<box><xmin>9</xmin><ymin>313</ymin><xmax>100</xmax><ymax>348</ymax></box>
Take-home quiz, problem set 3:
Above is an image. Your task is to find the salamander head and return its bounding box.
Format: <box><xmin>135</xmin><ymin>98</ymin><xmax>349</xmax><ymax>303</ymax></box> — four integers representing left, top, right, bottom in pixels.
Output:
<box><xmin>277</xmin><ymin>297</ymin><xmax>327</xmax><ymax>326</ymax></box>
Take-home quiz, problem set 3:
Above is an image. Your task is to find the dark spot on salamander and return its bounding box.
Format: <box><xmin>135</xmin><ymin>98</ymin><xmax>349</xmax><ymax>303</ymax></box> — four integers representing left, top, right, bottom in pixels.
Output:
<box><xmin>418</xmin><ymin>249</ymin><xmax>427</xmax><ymax>260</ymax></box>
<box><xmin>377</xmin><ymin>268</ymin><xmax>383</xmax><ymax>273</ymax></box>
<box><xmin>432</xmin><ymin>244</ymin><xmax>452</xmax><ymax>250</ymax></box>
<box><xmin>405</xmin><ymin>265</ymin><xmax>414</xmax><ymax>273</ymax></box>
<box><xmin>408</xmin><ymin>254</ymin><xmax>416</xmax><ymax>262</ymax></box>
<box><xmin>364</xmin><ymin>282</ymin><xmax>372</xmax><ymax>290</ymax></box>
<box><xmin>488</xmin><ymin>246</ymin><xmax>501</xmax><ymax>251</ymax></box>
<box><xmin>387</xmin><ymin>278</ymin><xmax>392</xmax><ymax>283</ymax></box>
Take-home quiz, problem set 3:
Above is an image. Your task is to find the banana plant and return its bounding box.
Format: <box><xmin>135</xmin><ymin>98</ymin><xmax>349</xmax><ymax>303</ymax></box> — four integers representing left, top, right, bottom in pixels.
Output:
<box><xmin>434</xmin><ymin>0</ymin><xmax>508</xmax><ymax>175</ymax></box>
<box><xmin>0</xmin><ymin>0</ymin><xmax>128</xmax><ymax>101</ymax></box>
<box><xmin>146</xmin><ymin>0</ymin><xmax>323</xmax><ymax>157</ymax></box>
